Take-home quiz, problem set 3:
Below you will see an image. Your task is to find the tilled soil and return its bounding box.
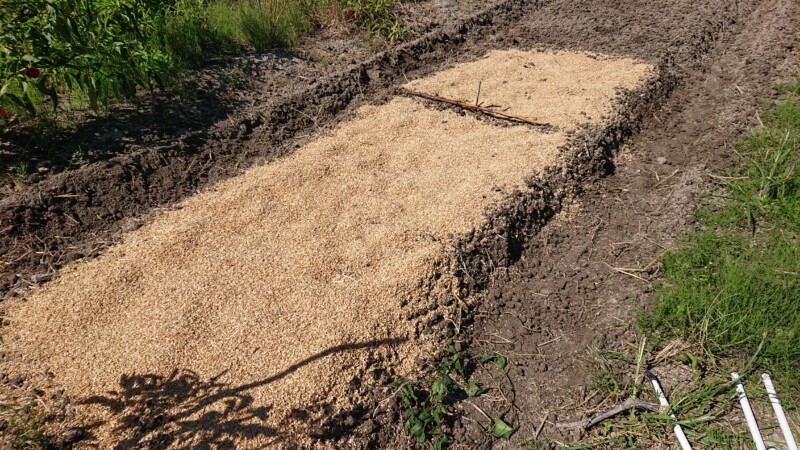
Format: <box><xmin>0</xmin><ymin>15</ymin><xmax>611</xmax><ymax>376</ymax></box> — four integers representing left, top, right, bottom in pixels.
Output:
<box><xmin>442</xmin><ymin>0</ymin><xmax>799</xmax><ymax>448</ymax></box>
<box><xmin>0</xmin><ymin>0</ymin><xmax>797</xmax><ymax>448</ymax></box>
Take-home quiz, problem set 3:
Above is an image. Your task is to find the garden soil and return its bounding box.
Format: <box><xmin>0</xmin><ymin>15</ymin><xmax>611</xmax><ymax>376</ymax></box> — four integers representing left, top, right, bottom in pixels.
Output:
<box><xmin>438</xmin><ymin>0</ymin><xmax>800</xmax><ymax>449</ymax></box>
<box><xmin>3</xmin><ymin>52</ymin><xmax>650</xmax><ymax>448</ymax></box>
<box><xmin>0</xmin><ymin>0</ymin><xmax>797</xmax><ymax>448</ymax></box>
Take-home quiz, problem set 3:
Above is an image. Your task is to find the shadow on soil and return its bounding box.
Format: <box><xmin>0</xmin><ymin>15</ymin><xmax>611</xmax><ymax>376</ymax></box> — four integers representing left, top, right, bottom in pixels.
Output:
<box><xmin>78</xmin><ymin>338</ymin><xmax>405</xmax><ymax>449</ymax></box>
<box><xmin>0</xmin><ymin>82</ymin><xmax>240</xmax><ymax>185</ymax></box>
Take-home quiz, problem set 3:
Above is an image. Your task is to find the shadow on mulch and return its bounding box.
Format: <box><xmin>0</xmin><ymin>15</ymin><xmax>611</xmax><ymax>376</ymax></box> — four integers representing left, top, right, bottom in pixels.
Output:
<box><xmin>76</xmin><ymin>338</ymin><xmax>405</xmax><ymax>449</ymax></box>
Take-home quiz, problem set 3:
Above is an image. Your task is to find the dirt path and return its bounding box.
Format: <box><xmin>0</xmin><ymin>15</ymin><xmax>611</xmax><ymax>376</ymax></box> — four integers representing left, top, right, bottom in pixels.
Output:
<box><xmin>442</xmin><ymin>0</ymin><xmax>800</xmax><ymax>448</ymax></box>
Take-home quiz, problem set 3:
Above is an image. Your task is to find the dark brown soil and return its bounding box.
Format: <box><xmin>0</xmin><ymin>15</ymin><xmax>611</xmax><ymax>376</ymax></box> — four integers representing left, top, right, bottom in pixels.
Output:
<box><xmin>442</xmin><ymin>0</ymin><xmax>799</xmax><ymax>448</ymax></box>
<box><xmin>1</xmin><ymin>0</ymin><xmax>798</xmax><ymax>447</ymax></box>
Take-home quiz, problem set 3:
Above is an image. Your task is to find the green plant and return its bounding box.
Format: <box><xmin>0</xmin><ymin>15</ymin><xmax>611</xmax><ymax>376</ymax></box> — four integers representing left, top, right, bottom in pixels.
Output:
<box><xmin>398</xmin><ymin>347</ymin><xmax>468</xmax><ymax>449</ymax></box>
<box><xmin>0</xmin><ymin>399</ymin><xmax>48</xmax><ymax>449</ymax></box>
<box><xmin>13</xmin><ymin>161</ymin><xmax>28</xmax><ymax>178</ymax></box>
<box><xmin>238</xmin><ymin>0</ymin><xmax>308</xmax><ymax>51</ymax></box>
<box><xmin>398</xmin><ymin>347</ymin><xmax>517</xmax><ymax>448</ymax></box>
<box><xmin>161</xmin><ymin>0</ymin><xmax>243</xmax><ymax>68</ymax></box>
<box><xmin>345</xmin><ymin>0</ymin><xmax>408</xmax><ymax>41</ymax></box>
<box><xmin>0</xmin><ymin>0</ymin><xmax>173</xmax><ymax>117</ymax></box>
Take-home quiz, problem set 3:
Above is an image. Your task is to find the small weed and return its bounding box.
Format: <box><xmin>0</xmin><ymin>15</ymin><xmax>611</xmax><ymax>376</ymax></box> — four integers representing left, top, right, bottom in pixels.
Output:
<box><xmin>398</xmin><ymin>346</ymin><xmax>469</xmax><ymax>449</ymax></box>
<box><xmin>0</xmin><ymin>397</ymin><xmax>48</xmax><ymax>449</ymax></box>
<box><xmin>345</xmin><ymin>0</ymin><xmax>410</xmax><ymax>41</ymax></box>
<box><xmin>521</xmin><ymin>438</ymin><xmax>545</xmax><ymax>450</ymax></box>
<box><xmin>13</xmin><ymin>162</ymin><xmax>28</xmax><ymax>179</ymax></box>
<box><xmin>398</xmin><ymin>346</ymin><xmax>515</xmax><ymax>448</ymax></box>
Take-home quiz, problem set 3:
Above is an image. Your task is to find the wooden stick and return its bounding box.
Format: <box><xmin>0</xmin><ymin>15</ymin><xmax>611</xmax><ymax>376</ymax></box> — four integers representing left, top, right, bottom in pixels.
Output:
<box><xmin>556</xmin><ymin>398</ymin><xmax>662</xmax><ymax>430</ymax></box>
<box><xmin>603</xmin><ymin>262</ymin><xmax>649</xmax><ymax>282</ymax></box>
<box><xmin>534</xmin><ymin>410</ymin><xmax>549</xmax><ymax>438</ymax></box>
<box><xmin>403</xmin><ymin>89</ymin><xmax>551</xmax><ymax>127</ymax></box>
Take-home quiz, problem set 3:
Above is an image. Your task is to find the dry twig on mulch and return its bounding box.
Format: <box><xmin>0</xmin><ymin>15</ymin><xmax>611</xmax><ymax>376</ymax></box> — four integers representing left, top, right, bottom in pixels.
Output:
<box><xmin>403</xmin><ymin>89</ymin><xmax>551</xmax><ymax>127</ymax></box>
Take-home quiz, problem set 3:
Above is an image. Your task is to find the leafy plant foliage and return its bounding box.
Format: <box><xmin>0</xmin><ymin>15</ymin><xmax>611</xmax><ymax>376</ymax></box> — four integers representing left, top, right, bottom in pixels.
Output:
<box><xmin>0</xmin><ymin>0</ymin><xmax>171</xmax><ymax>115</ymax></box>
<box><xmin>398</xmin><ymin>347</ymin><xmax>515</xmax><ymax>448</ymax></box>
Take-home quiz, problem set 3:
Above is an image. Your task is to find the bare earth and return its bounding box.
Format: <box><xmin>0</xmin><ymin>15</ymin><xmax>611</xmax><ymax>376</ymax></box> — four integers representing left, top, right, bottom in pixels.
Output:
<box><xmin>4</xmin><ymin>51</ymin><xmax>650</xmax><ymax>448</ymax></box>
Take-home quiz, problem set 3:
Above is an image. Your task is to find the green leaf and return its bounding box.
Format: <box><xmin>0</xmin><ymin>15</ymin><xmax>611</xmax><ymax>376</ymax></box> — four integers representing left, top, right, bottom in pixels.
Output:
<box><xmin>398</xmin><ymin>379</ymin><xmax>418</xmax><ymax>406</ymax></box>
<box><xmin>466</xmin><ymin>381</ymin><xmax>484</xmax><ymax>397</ymax></box>
<box><xmin>430</xmin><ymin>378</ymin><xmax>447</xmax><ymax>400</ymax></box>
<box><xmin>406</xmin><ymin>417</ymin><xmax>426</xmax><ymax>443</ymax></box>
<box><xmin>430</xmin><ymin>404</ymin><xmax>447</xmax><ymax>424</ymax></box>
<box><xmin>451</xmin><ymin>352</ymin><xmax>465</xmax><ymax>378</ymax></box>
<box><xmin>432</xmin><ymin>433</ymin><xmax>453</xmax><ymax>450</ymax></box>
<box><xmin>490</xmin><ymin>417</ymin><xmax>515</xmax><ymax>439</ymax></box>
<box><xmin>480</xmin><ymin>352</ymin><xmax>508</xmax><ymax>370</ymax></box>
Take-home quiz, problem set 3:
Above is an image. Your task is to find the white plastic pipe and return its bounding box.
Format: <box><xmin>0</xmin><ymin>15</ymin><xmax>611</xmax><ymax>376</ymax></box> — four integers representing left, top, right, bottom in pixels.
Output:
<box><xmin>762</xmin><ymin>373</ymin><xmax>799</xmax><ymax>450</ymax></box>
<box><xmin>732</xmin><ymin>372</ymin><xmax>767</xmax><ymax>450</ymax></box>
<box><xmin>646</xmin><ymin>371</ymin><xmax>693</xmax><ymax>450</ymax></box>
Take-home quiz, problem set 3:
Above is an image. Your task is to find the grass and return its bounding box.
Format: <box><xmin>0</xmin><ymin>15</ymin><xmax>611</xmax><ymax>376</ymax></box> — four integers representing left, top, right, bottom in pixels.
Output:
<box><xmin>567</xmin><ymin>77</ymin><xmax>800</xmax><ymax>449</ymax></box>
<box><xmin>161</xmin><ymin>0</ymin><xmax>333</xmax><ymax>67</ymax></box>
<box><xmin>160</xmin><ymin>0</ymin><xmax>408</xmax><ymax>67</ymax></box>
<box><xmin>642</xmin><ymin>78</ymin><xmax>800</xmax><ymax>394</ymax></box>
<box><xmin>0</xmin><ymin>0</ymin><xmax>408</xmax><ymax>119</ymax></box>
<box><xmin>566</xmin><ymin>340</ymin><xmax>751</xmax><ymax>449</ymax></box>
<box><xmin>0</xmin><ymin>397</ymin><xmax>47</xmax><ymax>449</ymax></box>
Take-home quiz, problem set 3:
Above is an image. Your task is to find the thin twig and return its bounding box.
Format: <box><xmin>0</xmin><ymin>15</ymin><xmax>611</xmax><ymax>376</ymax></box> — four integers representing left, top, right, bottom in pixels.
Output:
<box><xmin>466</xmin><ymin>400</ymin><xmax>492</xmax><ymax>421</ymax></box>
<box><xmin>534</xmin><ymin>410</ymin><xmax>549</xmax><ymax>438</ymax></box>
<box><xmin>654</xmin><ymin>169</ymin><xmax>680</xmax><ymax>187</ymax></box>
<box><xmin>372</xmin><ymin>382</ymin><xmax>407</xmax><ymax>418</ymax></box>
<box><xmin>538</xmin><ymin>336</ymin><xmax>562</xmax><ymax>347</ymax></box>
<box><xmin>475</xmin><ymin>81</ymin><xmax>482</xmax><ymax>106</ymax></box>
<box><xmin>603</xmin><ymin>262</ymin><xmax>649</xmax><ymax>282</ymax></box>
<box><xmin>403</xmin><ymin>89</ymin><xmax>551</xmax><ymax>127</ymax></box>
<box><xmin>556</xmin><ymin>398</ymin><xmax>662</xmax><ymax>430</ymax></box>
<box><xmin>707</xmin><ymin>173</ymin><xmax>748</xmax><ymax>181</ymax></box>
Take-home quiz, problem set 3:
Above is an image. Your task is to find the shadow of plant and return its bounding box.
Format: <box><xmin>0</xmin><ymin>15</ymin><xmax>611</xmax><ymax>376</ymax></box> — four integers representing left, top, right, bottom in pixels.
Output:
<box><xmin>83</xmin><ymin>369</ymin><xmax>275</xmax><ymax>449</ymax></box>
<box><xmin>80</xmin><ymin>338</ymin><xmax>406</xmax><ymax>449</ymax></box>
